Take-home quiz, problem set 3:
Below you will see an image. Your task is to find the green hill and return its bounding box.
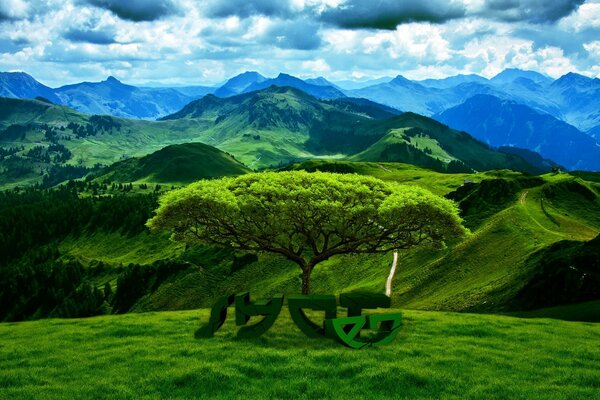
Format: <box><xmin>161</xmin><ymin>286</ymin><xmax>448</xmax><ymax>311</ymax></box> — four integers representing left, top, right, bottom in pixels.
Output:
<box><xmin>0</xmin><ymin>91</ymin><xmax>548</xmax><ymax>189</ymax></box>
<box><xmin>0</xmin><ymin>163</ymin><xmax>591</xmax><ymax>322</ymax></box>
<box><xmin>160</xmin><ymin>89</ymin><xmax>546</xmax><ymax>172</ymax></box>
<box><xmin>0</xmin><ymin>97</ymin><xmax>216</xmax><ymax>188</ymax></box>
<box><xmin>346</xmin><ymin>113</ymin><xmax>548</xmax><ymax>174</ymax></box>
<box><xmin>159</xmin><ymin>86</ymin><xmax>396</xmax><ymax>168</ymax></box>
<box><xmin>277</xmin><ymin>161</ymin><xmax>600</xmax><ymax>314</ymax></box>
<box><xmin>94</xmin><ymin>142</ymin><xmax>249</xmax><ymax>184</ymax></box>
<box><xmin>0</xmin><ymin>308</ymin><xmax>598</xmax><ymax>399</ymax></box>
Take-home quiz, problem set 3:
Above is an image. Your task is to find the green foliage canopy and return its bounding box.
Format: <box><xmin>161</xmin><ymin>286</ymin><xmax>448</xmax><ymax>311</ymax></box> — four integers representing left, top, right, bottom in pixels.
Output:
<box><xmin>147</xmin><ymin>171</ymin><xmax>467</xmax><ymax>293</ymax></box>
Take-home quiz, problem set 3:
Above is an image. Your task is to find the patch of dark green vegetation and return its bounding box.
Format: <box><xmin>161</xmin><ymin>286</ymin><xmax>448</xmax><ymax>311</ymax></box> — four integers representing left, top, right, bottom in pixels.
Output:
<box><xmin>514</xmin><ymin>234</ymin><xmax>600</xmax><ymax>312</ymax></box>
<box><xmin>0</xmin><ymin>186</ymin><xmax>156</xmax><ymax>266</ymax></box>
<box><xmin>446</xmin><ymin>175</ymin><xmax>545</xmax><ymax>229</ymax></box>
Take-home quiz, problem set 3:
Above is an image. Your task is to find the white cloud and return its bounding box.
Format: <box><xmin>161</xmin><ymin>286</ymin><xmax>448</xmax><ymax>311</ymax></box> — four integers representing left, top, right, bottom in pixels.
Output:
<box><xmin>584</xmin><ymin>40</ymin><xmax>600</xmax><ymax>57</ymax></box>
<box><xmin>559</xmin><ymin>2</ymin><xmax>600</xmax><ymax>31</ymax></box>
<box><xmin>0</xmin><ymin>0</ymin><xmax>597</xmax><ymax>85</ymax></box>
<box><xmin>301</xmin><ymin>58</ymin><xmax>330</xmax><ymax>72</ymax></box>
<box><xmin>0</xmin><ymin>0</ymin><xmax>29</xmax><ymax>20</ymax></box>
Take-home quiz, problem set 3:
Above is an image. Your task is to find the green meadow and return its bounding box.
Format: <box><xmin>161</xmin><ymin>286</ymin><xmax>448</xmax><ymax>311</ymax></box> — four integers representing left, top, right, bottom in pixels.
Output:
<box><xmin>1</xmin><ymin>308</ymin><xmax>599</xmax><ymax>399</ymax></box>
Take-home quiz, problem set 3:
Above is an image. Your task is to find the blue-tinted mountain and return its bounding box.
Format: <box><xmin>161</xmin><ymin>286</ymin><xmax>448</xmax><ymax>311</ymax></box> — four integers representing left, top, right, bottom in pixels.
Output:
<box><xmin>0</xmin><ymin>72</ymin><xmax>61</xmax><ymax>103</ymax></box>
<box><xmin>332</xmin><ymin>77</ymin><xmax>393</xmax><ymax>90</ymax></box>
<box><xmin>349</xmin><ymin>75</ymin><xmax>466</xmax><ymax>116</ymax></box>
<box><xmin>588</xmin><ymin>125</ymin><xmax>600</xmax><ymax>141</ymax></box>
<box><xmin>349</xmin><ymin>69</ymin><xmax>563</xmax><ymax>118</ymax></box>
<box><xmin>418</xmin><ymin>74</ymin><xmax>488</xmax><ymax>89</ymax></box>
<box><xmin>304</xmin><ymin>77</ymin><xmax>342</xmax><ymax>90</ymax></box>
<box><xmin>166</xmin><ymin>85</ymin><xmax>215</xmax><ymax>98</ymax></box>
<box><xmin>435</xmin><ymin>94</ymin><xmax>600</xmax><ymax>171</ymax></box>
<box><xmin>213</xmin><ymin>71</ymin><xmax>266</xmax><ymax>97</ymax></box>
<box><xmin>54</xmin><ymin>76</ymin><xmax>204</xmax><ymax>119</ymax></box>
<box><xmin>490</xmin><ymin>68</ymin><xmax>553</xmax><ymax>86</ymax></box>
<box><xmin>548</xmin><ymin>72</ymin><xmax>600</xmax><ymax>132</ymax></box>
<box><xmin>243</xmin><ymin>73</ymin><xmax>346</xmax><ymax>99</ymax></box>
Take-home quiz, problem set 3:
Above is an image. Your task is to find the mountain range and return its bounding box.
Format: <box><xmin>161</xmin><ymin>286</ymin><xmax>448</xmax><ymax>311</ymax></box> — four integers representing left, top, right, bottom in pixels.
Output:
<box><xmin>435</xmin><ymin>94</ymin><xmax>600</xmax><ymax>171</ymax></box>
<box><xmin>1</xmin><ymin>68</ymin><xmax>600</xmax><ymax>176</ymax></box>
<box><xmin>0</xmin><ymin>72</ymin><xmax>214</xmax><ymax>120</ymax></box>
<box><xmin>0</xmin><ymin>86</ymin><xmax>557</xmax><ymax>189</ymax></box>
<box><xmin>3</xmin><ymin>68</ymin><xmax>599</xmax><ymax>131</ymax></box>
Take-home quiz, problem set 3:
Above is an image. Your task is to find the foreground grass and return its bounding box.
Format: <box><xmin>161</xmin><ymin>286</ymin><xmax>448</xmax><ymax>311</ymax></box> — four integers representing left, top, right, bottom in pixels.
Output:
<box><xmin>1</xmin><ymin>309</ymin><xmax>598</xmax><ymax>399</ymax></box>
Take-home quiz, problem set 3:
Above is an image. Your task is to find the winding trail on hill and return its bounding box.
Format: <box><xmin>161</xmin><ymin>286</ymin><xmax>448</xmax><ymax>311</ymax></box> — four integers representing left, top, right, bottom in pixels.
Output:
<box><xmin>518</xmin><ymin>189</ymin><xmax>564</xmax><ymax>238</ymax></box>
<box><xmin>519</xmin><ymin>190</ymin><xmax>528</xmax><ymax>205</ymax></box>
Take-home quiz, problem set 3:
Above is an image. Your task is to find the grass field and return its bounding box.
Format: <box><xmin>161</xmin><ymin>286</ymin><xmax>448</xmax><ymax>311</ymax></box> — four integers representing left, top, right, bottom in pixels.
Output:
<box><xmin>1</xmin><ymin>308</ymin><xmax>598</xmax><ymax>399</ymax></box>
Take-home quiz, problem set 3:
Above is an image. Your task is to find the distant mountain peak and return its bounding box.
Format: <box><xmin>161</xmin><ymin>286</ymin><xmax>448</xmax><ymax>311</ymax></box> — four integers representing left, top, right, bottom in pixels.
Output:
<box><xmin>214</xmin><ymin>71</ymin><xmax>267</xmax><ymax>97</ymax></box>
<box><xmin>105</xmin><ymin>76</ymin><xmax>122</xmax><ymax>84</ymax></box>
<box><xmin>555</xmin><ymin>72</ymin><xmax>593</xmax><ymax>84</ymax></box>
<box><xmin>390</xmin><ymin>75</ymin><xmax>410</xmax><ymax>84</ymax></box>
<box><xmin>274</xmin><ymin>73</ymin><xmax>303</xmax><ymax>82</ymax></box>
<box><xmin>239</xmin><ymin>71</ymin><xmax>262</xmax><ymax>77</ymax></box>
<box><xmin>491</xmin><ymin>68</ymin><xmax>551</xmax><ymax>85</ymax></box>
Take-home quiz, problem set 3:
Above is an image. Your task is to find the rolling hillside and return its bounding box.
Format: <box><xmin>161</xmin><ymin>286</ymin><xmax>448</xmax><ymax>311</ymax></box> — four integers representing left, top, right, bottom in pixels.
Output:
<box><xmin>160</xmin><ymin>87</ymin><xmax>545</xmax><ymax>172</ymax></box>
<box><xmin>3</xmin><ymin>163</ymin><xmax>591</xmax><ymax>321</ymax></box>
<box><xmin>345</xmin><ymin>113</ymin><xmax>549</xmax><ymax>174</ymax></box>
<box><xmin>0</xmin><ymin>97</ymin><xmax>219</xmax><ymax>188</ymax></box>
<box><xmin>0</xmin><ymin>88</ymin><xmax>553</xmax><ymax>188</ymax></box>
<box><xmin>159</xmin><ymin>86</ymin><xmax>398</xmax><ymax>167</ymax></box>
<box><xmin>94</xmin><ymin>142</ymin><xmax>249</xmax><ymax>184</ymax></box>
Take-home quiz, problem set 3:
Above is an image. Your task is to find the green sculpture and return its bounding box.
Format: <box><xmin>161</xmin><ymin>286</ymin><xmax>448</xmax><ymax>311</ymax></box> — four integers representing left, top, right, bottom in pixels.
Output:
<box><xmin>194</xmin><ymin>294</ymin><xmax>235</xmax><ymax>338</ymax></box>
<box><xmin>235</xmin><ymin>292</ymin><xmax>283</xmax><ymax>339</ymax></box>
<box><xmin>196</xmin><ymin>292</ymin><xmax>403</xmax><ymax>349</ymax></box>
<box><xmin>287</xmin><ymin>295</ymin><xmax>337</xmax><ymax>338</ymax></box>
<box><xmin>339</xmin><ymin>292</ymin><xmax>391</xmax><ymax>317</ymax></box>
<box><xmin>325</xmin><ymin>313</ymin><xmax>402</xmax><ymax>349</ymax></box>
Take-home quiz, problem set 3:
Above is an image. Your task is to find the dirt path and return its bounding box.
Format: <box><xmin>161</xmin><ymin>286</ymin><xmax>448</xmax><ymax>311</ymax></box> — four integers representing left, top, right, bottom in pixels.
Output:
<box><xmin>519</xmin><ymin>190</ymin><xmax>528</xmax><ymax>205</ymax></box>
<box><xmin>519</xmin><ymin>189</ymin><xmax>564</xmax><ymax>237</ymax></box>
<box><xmin>386</xmin><ymin>251</ymin><xmax>398</xmax><ymax>297</ymax></box>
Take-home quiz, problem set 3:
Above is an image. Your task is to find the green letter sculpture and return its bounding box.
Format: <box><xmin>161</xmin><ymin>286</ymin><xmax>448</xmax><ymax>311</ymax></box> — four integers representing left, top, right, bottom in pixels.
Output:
<box><xmin>326</xmin><ymin>292</ymin><xmax>400</xmax><ymax>348</ymax></box>
<box><xmin>287</xmin><ymin>294</ymin><xmax>337</xmax><ymax>338</ymax></box>
<box><xmin>196</xmin><ymin>292</ymin><xmax>403</xmax><ymax>348</ymax></box>
<box><xmin>234</xmin><ymin>292</ymin><xmax>283</xmax><ymax>339</ymax></box>
<box><xmin>195</xmin><ymin>294</ymin><xmax>235</xmax><ymax>338</ymax></box>
<box><xmin>339</xmin><ymin>292</ymin><xmax>391</xmax><ymax>317</ymax></box>
<box><xmin>325</xmin><ymin>313</ymin><xmax>402</xmax><ymax>349</ymax></box>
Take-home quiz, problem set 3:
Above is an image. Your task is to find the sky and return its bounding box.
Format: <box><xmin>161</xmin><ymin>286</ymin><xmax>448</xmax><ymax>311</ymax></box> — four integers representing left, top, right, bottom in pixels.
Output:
<box><xmin>0</xmin><ymin>0</ymin><xmax>599</xmax><ymax>87</ymax></box>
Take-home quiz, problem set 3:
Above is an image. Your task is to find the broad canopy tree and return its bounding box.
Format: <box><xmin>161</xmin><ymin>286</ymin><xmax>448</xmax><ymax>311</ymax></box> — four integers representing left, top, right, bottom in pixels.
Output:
<box><xmin>147</xmin><ymin>171</ymin><xmax>467</xmax><ymax>294</ymax></box>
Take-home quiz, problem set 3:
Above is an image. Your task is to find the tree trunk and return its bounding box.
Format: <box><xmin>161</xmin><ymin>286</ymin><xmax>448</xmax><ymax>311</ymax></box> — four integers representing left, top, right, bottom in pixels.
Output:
<box><xmin>301</xmin><ymin>266</ymin><xmax>312</xmax><ymax>294</ymax></box>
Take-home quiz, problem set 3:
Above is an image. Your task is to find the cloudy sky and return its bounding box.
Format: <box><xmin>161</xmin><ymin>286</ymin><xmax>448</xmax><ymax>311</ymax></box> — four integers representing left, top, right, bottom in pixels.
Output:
<box><xmin>1</xmin><ymin>0</ymin><xmax>599</xmax><ymax>87</ymax></box>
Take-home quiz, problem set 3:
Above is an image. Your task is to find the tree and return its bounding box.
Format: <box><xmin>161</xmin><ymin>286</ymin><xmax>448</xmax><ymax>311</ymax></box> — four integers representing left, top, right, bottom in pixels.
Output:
<box><xmin>147</xmin><ymin>171</ymin><xmax>467</xmax><ymax>294</ymax></box>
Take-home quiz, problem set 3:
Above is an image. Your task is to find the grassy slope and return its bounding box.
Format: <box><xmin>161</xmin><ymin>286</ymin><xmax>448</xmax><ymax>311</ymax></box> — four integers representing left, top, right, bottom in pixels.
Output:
<box><xmin>57</xmin><ymin>162</ymin><xmax>599</xmax><ymax>316</ymax></box>
<box><xmin>1</xmin><ymin>92</ymin><xmax>546</xmax><ymax>189</ymax></box>
<box><xmin>348</xmin><ymin>113</ymin><xmax>542</xmax><ymax>173</ymax></box>
<box><xmin>94</xmin><ymin>142</ymin><xmax>250</xmax><ymax>184</ymax></box>
<box><xmin>0</xmin><ymin>308</ymin><xmax>598</xmax><ymax>399</ymax></box>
